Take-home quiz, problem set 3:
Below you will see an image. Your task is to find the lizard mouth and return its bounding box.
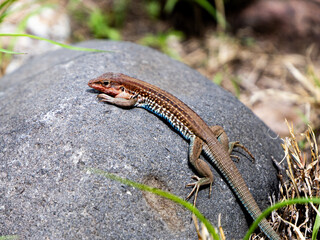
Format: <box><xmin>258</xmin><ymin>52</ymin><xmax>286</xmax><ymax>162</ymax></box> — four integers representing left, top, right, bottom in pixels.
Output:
<box><xmin>88</xmin><ymin>81</ymin><xmax>120</xmax><ymax>97</ymax></box>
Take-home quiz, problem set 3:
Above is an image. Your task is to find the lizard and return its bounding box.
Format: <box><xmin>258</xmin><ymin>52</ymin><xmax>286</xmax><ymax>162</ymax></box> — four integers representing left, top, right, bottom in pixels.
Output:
<box><xmin>88</xmin><ymin>72</ymin><xmax>281</xmax><ymax>240</ymax></box>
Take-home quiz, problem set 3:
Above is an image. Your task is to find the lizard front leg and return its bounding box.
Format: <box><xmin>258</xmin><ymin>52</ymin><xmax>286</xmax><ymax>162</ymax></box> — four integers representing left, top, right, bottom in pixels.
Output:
<box><xmin>97</xmin><ymin>93</ymin><xmax>137</xmax><ymax>107</ymax></box>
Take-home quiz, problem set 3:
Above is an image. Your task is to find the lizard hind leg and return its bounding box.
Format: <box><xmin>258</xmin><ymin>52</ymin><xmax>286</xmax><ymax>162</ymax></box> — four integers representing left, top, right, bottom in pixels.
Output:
<box><xmin>186</xmin><ymin>136</ymin><xmax>214</xmax><ymax>206</ymax></box>
<box><xmin>228</xmin><ymin>141</ymin><xmax>255</xmax><ymax>163</ymax></box>
<box><xmin>210</xmin><ymin>125</ymin><xmax>255</xmax><ymax>163</ymax></box>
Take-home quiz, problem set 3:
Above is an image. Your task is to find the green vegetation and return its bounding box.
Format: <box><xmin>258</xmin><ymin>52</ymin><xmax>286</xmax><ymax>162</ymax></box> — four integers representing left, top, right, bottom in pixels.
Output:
<box><xmin>91</xmin><ymin>167</ymin><xmax>320</xmax><ymax>240</ymax></box>
<box><xmin>230</xmin><ymin>76</ymin><xmax>241</xmax><ymax>98</ymax></box>
<box><xmin>313</xmin><ymin>205</ymin><xmax>320</xmax><ymax>240</ymax></box>
<box><xmin>145</xmin><ymin>0</ymin><xmax>162</xmax><ymax>19</ymax></box>
<box><xmin>0</xmin><ymin>33</ymin><xmax>107</xmax><ymax>53</ymax></box>
<box><xmin>0</xmin><ymin>236</ymin><xmax>19</xmax><ymax>240</ymax></box>
<box><xmin>164</xmin><ymin>0</ymin><xmax>227</xmax><ymax>31</ymax></box>
<box><xmin>139</xmin><ymin>30</ymin><xmax>184</xmax><ymax>59</ymax></box>
<box><xmin>89</xmin><ymin>167</ymin><xmax>220</xmax><ymax>239</ymax></box>
<box><xmin>212</xmin><ymin>72</ymin><xmax>223</xmax><ymax>85</ymax></box>
<box><xmin>88</xmin><ymin>8</ymin><xmax>121</xmax><ymax>40</ymax></box>
<box><xmin>244</xmin><ymin>198</ymin><xmax>320</xmax><ymax>240</ymax></box>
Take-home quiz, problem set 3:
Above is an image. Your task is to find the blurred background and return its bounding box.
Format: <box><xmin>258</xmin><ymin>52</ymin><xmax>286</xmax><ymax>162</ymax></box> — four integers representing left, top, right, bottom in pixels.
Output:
<box><xmin>1</xmin><ymin>0</ymin><xmax>320</xmax><ymax>137</ymax></box>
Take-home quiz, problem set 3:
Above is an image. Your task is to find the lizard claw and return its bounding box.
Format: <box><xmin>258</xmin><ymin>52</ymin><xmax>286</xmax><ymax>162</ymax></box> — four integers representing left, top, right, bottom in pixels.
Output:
<box><xmin>230</xmin><ymin>154</ymin><xmax>240</xmax><ymax>162</ymax></box>
<box><xmin>97</xmin><ymin>93</ymin><xmax>114</xmax><ymax>103</ymax></box>
<box><xmin>229</xmin><ymin>141</ymin><xmax>255</xmax><ymax>163</ymax></box>
<box><xmin>186</xmin><ymin>175</ymin><xmax>212</xmax><ymax>206</ymax></box>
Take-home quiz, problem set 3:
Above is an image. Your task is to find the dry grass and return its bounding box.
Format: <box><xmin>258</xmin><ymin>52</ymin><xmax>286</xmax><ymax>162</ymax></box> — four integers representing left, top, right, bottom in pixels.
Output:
<box><xmin>250</xmin><ymin>121</ymin><xmax>320</xmax><ymax>240</ymax></box>
<box><xmin>177</xmin><ymin>33</ymin><xmax>320</xmax><ymax>136</ymax></box>
<box><xmin>270</xmin><ymin>121</ymin><xmax>320</xmax><ymax>239</ymax></box>
<box><xmin>194</xmin><ymin>121</ymin><xmax>320</xmax><ymax>240</ymax></box>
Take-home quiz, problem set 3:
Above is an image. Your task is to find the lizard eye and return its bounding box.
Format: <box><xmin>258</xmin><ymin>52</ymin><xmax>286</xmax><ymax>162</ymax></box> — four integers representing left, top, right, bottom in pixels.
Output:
<box><xmin>119</xmin><ymin>86</ymin><xmax>125</xmax><ymax>91</ymax></box>
<box><xmin>103</xmin><ymin>81</ymin><xmax>110</xmax><ymax>86</ymax></box>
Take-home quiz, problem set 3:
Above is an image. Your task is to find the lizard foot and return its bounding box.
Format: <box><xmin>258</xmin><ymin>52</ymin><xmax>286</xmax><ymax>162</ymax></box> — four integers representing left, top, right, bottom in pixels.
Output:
<box><xmin>186</xmin><ymin>175</ymin><xmax>212</xmax><ymax>206</ymax></box>
<box><xmin>229</xmin><ymin>141</ymin><xmax>255</xmax><ymax>163</ymax></box>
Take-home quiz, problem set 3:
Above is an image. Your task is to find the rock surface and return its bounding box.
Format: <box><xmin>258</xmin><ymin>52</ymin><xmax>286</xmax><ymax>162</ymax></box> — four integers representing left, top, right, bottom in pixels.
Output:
<box><xmin>0</xmin><ymin>40</ymin><xmax>283</xmax><ymax>239</ymax></box>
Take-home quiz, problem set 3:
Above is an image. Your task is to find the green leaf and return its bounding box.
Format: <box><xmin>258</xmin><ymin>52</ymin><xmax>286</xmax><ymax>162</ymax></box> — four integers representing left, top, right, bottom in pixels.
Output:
<box><xmin>138</xmin><ymin>30</ymin><xmax>184</xmax><ymax>60</ymax></box>
<box><xmin>146</xmin><ymin>0</ymin><xmax>161</xmax><ymax>19</ymax></box>
<box><xmin>195</xmin><ymin>0</ymin><xmax>217</xmax><ymax>18</ymax></box>
<box><xmin>164</xmin><ymin>0</ymin><xmax>179</xmax><ymax>14</ymax></box>
<box><xmin>195</xmin><ymin>0</ymin><xmax>227</xmax><ymax>30</ymax></box>
<box><xmin>88</xmin><ymin>8</ymin><xmax>121</xmax><ymax>40</ymax></box>
<box><xmin>312</xmin><ymin>204</ymin><xmax>320</xmax><ymax>240</ymax></box>
<box><xmin>213</xmin><ymin>72</ymin><xmax>223</xmax><ymax>85</ymax></box>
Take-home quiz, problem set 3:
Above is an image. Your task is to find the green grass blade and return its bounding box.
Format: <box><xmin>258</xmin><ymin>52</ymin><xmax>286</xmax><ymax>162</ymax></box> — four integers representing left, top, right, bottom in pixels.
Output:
<box><xmin>0</xmin><ymin>0</ymin><xmax>16</xmax><ymax>9</ymax></box>
<box><xmin>0</xmin><ymin>0</ymin><xmax>17</xmax><ymax>23</ymax></box>
<box><xmin>0</xmin><ymin>33</ymin><xmax>107</xmax><ymax>52</ymax></box>
<box><xmin>195</xmin><ymin>0</ymin><xmax>227</xmax><ymax>30</ymax></box>
<box><xmin>0</xmin><ymin>48</ymin><xmax>25</xmax><ymax>54</ymax></box>
<box><xmin>164</xmin><ymin>0</ymin><xmax>179</xmax><ymax>14</ymax></box>
<box><xmin>195</xmin><ymin>0</ymin><xmax>217</xmax><ymax>18</ymax></box>
<box><xmin>0</xmin><ymin>236</ymin><xmax>19</xmax><ymax>240</ymax></box>
<box><xmin>89</xmin><ymin>168</ymin><xmax>220</xmax><ymax>240</ymax></box>
<box><xmin>213</xmin><ymin>72</ymin><xmax>223</xmax><ymax>85</ymax></box>
<box><xmin>244</xmin><ymin>197</ymin><xmax>320</xmax><ymax>240</ymax></box>
<box><xmin>312</xmin><ymin>204</ymin><xmax>320</xmax><ymax>240</ymax></box>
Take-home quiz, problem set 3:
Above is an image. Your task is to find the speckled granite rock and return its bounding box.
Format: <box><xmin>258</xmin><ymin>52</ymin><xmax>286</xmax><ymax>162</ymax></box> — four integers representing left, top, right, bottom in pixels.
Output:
<box><xmin>0</xmin><ymin>40</ymin><xmax>283</xmax><ymax>239</ymax></box>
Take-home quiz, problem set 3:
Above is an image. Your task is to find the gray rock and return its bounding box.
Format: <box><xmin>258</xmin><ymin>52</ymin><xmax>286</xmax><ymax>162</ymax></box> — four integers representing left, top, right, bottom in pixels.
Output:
<box><xmin>0</xmin><ymin>40</ymin><xmax>282</xmax><ymax>239</ymax></box>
